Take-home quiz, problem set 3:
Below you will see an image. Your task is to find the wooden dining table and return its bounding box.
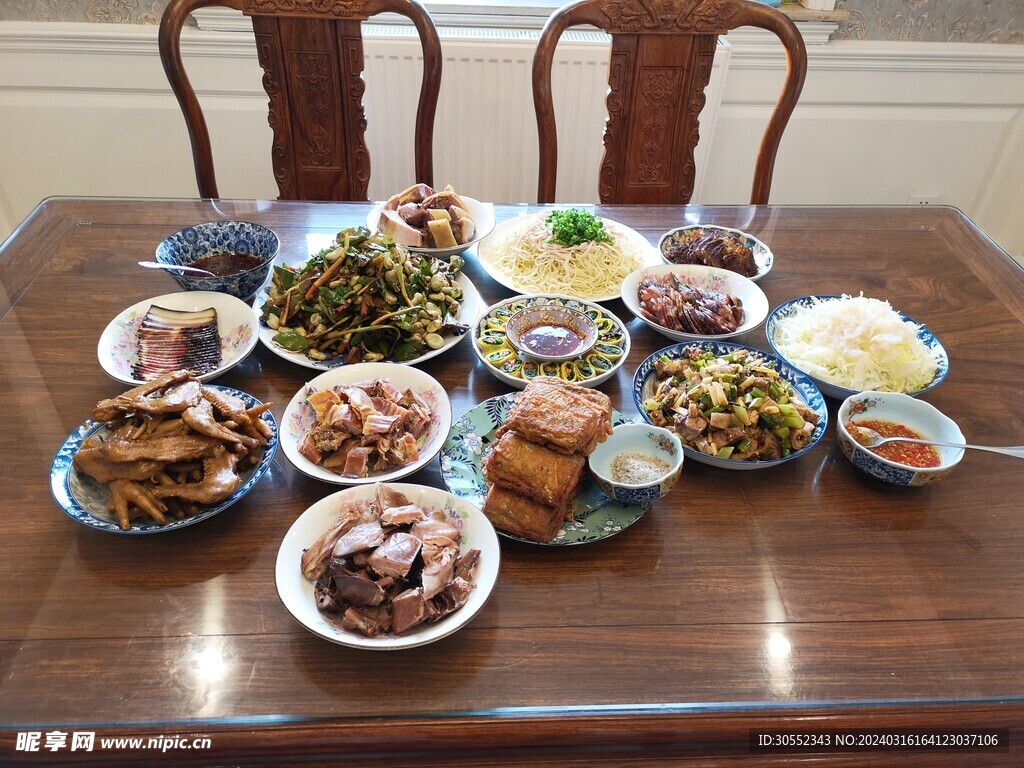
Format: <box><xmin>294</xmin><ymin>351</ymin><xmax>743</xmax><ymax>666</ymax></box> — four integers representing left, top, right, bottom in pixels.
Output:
<box><xmin>1</xmin><ymin>198</ymin><xmax>1022</xmax><ymax>766</ymax></box>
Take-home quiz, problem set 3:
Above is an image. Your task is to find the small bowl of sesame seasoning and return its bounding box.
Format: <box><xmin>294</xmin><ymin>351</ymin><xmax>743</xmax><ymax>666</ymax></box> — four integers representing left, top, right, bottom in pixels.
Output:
<box><xmin>588</xmin><ymin>423</ymin><xmax>684</xmax><ymax>507</ymax></box>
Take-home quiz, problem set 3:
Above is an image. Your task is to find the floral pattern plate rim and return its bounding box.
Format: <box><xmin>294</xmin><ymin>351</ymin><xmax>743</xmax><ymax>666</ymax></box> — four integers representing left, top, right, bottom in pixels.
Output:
<box><xmin>275</xmin><ymin>482</ymin><xmax>500</xmax><ymax>650</ymax></box>
<box><xmin>440</xmin><ymin>393</ymin><xmax>648</xmax><ymax>546</ymax></box>
<box><xmin>253</xmin><ymin>272</ymin><xmax>483</xmax><ymax>372</ymax></box>
<box><xmin>97</xmin><ymin>291</ymin><xmax>259</xmax><ymax>386</ymax></box>
<box><xmin>50</xmin><ymin>385</ymin><xmax>278</xmax><ymax>535</ymax></box>
<box><xmin>280</xmin><ymin>362</ymin><xmax>453</xmax><ymax>486</ymax></box>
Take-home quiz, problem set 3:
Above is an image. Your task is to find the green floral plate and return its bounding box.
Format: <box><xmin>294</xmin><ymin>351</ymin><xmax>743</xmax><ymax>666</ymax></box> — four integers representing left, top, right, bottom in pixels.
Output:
<box><xmin>439</xmin><ymin>392</ymin><xmax>648</xmax><ymax>545</ymax></box>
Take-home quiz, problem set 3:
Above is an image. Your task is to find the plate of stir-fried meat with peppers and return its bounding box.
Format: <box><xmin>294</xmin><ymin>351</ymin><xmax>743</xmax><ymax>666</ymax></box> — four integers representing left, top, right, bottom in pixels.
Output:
<box><xmin>277</xmin><ymin>483</ymin><xmax>499</xmax><ymax>649</ymax></box>
<box><xmin>633</xmin><ymin>342</ymin><xmax>827</xmax><ymax>470</ymax></box>
<box><xmin>257</xmin><ymin>227</ymin><xmax>482</xmax><ymax>371</ymax></box>
<box><xmin>51</xmin><ymin>371</ymin><xmax>277</xmax><ymax>533</ymax></box>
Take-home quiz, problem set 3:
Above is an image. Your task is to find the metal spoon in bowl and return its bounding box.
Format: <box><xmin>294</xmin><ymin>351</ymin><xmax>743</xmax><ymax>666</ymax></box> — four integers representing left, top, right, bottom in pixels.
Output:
<box><xmin>849</xmin><ymin>425</ymin><xmax>1024</xmax><ymax>459</ymax></box>
<box><xmin>138</xmin><ymin>260</ymin><xmax>217</xmax><ymax>278</ymax></box>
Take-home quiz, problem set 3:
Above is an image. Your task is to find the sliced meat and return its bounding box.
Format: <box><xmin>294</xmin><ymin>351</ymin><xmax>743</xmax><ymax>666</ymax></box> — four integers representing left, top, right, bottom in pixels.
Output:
<box><xmin>297</xmin><ymin>430</ymin><xmax>322</xmax><ymax>464</ymax></box>
<box><xmin>420</xmin><ymin>535</ymin><xmax>459</xmax><ymax>600</ymax></box>
<box><xmin>409</xmin><ymin>516</ymin><xmax>461</xmax><ymax>543</ymax></box>
<box><xmin>429</xmin><ymin>577</ymin><xmax>473</xmax><ymax>621</ymax></box>
<box><xmin>306</xmin><ymin>389</ymin><xmax>342</xmax><ymax>422</ymax></box>
<box><xmin>380</xmin><ymin>504</ymin><xmax>426</xmax><ymax>526</ymax></box>
<box><xmin>342</xmin><ymin>447</ymin><xmax>373</xmax><ymax>478</ymax></box>
<box><xmin>454</xmin><ymin>548</ymin><xmax>481</xmax><ymax>582</ymax></box>
<box><xmin>332</xmin><ymin>519</ymin><xmax>385</xmax><ymax>557</ymax></box>
<box><xmin>391</xmin><ymin>587</ymin><xmax>428</xmax><ymax>633</ymax></box>
<box><xmin>332</xmin><ymin>570</ymin><xmax>386</xmax><ymax>607</ymax></box>
<box><xmin>100</xmin><ymin>434</ymin><xmax>221</xmax><ymax>463</ymax></box>
<box><xmin>376</xmin><ymin>484</ymin><xmax>412</xmax><ymax>512</ymax></box>
<box><xmin>341</xmin><ymin>605</ymin><xmax>391</xmax><ymax>637</ymax></box>
<box><xmin>366</xmin><ymin>532</ymin><xmax>422</xmax><ymax>578</ymax></box>
<box><xmin>300</xmin><ymin>505</ymin><xmax>369</xmax><ymax>580</ymax></box>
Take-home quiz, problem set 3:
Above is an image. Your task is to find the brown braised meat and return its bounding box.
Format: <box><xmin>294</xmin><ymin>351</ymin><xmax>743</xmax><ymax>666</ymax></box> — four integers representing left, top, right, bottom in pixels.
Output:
<box><xmin>665</xmin><ymin>231</ymin><xmax>758</xmax><ymax>277</ymax></box>
<box><xmin>638</xmin><ymin>274</ymin><xmax>744</xmax><ymax>335</ymax></box>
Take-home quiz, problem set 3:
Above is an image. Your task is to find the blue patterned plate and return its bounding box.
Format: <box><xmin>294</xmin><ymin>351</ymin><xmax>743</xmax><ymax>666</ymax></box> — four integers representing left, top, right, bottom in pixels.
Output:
<box><xmin>632</xmin><ymin>340</ymin><xmax>827</xmax><ymax>471</ymax></box>
<box><xmin>50</xmin><ymin>386</ymin><xmax>278</xmax><ymax>534</ymax></box>
<box><xmin>440</xmin><ymin>393</ymin><xmax>648</xmax><ymax>545</ymax></box>
<box><xmin>657</xmin><ymin>225</ymin><xmax>773</xmax><ymax>282</ymax></box>
<box><xmin>766</xmin><ymin>295</ymin><xmax>949</xmax><ymax>400</ymax></box>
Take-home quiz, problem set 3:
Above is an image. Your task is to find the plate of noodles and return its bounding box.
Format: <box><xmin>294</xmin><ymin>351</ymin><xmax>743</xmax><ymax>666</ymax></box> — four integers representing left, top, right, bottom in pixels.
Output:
<box><xmin>477</xmin><ymin>209</ymin><xmax>660</xmax><ymax>303</ymax></box>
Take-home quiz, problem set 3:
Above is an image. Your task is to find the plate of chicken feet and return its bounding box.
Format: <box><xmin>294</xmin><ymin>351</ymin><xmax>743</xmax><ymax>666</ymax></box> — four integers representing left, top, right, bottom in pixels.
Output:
<box><xmin>50</xmin><ymin>371</ymin><xmax>277</xmax><ymax>533</ymax></box>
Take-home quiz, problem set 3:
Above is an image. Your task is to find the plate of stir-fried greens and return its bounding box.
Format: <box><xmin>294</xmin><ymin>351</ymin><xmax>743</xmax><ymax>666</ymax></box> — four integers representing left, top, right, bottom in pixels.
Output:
<box><xmin>632</xmin><ymin>341</ymin><xmax>827</xmax><ymax>470</ymax></box>
<box><xmin>257</xmin><ymin>228</ymin><xmax>482</xmax><ymax>370</ymax></box>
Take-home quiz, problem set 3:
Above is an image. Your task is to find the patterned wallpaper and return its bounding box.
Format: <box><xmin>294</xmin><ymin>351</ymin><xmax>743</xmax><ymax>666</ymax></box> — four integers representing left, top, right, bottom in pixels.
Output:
<box><xmin>0</xmin><ymin>0</ymin><xmax>1021</xmax><ymax>43</ymax></box>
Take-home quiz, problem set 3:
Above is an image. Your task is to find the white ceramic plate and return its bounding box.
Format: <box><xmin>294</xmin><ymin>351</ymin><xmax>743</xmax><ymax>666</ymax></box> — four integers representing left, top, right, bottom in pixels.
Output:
<box><xmin>276</xmin><ymin>483</ymin><xmax>500</xmax><ymax>650</ymax></box>
<box><xmin>253</xmin><ymin>272</ymin><xmax>483</xmax><ymax>372</ymax></box>
<box><xmin>621</xmin><ymin>264</ymin><xmax>769</xmax><ymax>342</ymax></box>
<box><xmin>471</xmin><ymin>294</ymin><xmax>631</xmax><ymax>390</ymax></box>
<box><xmin>365</xmin><ymin>196</ymin><xmax>495</xmax><ymax>259</ymax></box>
<box><xmin>476</xmin><ymin>211</ymin><xmax>661</xmax><ymax>303</ymax></box>
<box><xmin>658</xmin><ymin>225</ymin><xmax>773</xmax><ymax>283</ymax></box>
<box><xmin>98</xmin><ymin>291</ymin><xmax>258</xmax><ymax>386</ymax></box>
<box><xmin>281</xmin><ymin>363</ymin><xmax>452</xmax><ymax>485</ymax></box>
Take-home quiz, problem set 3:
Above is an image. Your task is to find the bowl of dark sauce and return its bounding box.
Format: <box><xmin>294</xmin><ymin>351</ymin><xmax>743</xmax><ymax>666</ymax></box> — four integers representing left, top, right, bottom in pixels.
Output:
<box><xmin>504</xmin><ymin>304</ymin><xmax>598</xmax><ymax>363</ymax></box>
<box><xmin>156</xmin><ymin>221</ymin><xmax>279</xmax><ymax>301</ymax></box>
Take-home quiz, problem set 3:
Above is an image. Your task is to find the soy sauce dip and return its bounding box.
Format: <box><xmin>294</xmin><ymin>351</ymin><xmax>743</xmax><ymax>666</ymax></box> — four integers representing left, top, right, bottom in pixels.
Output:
<box><xmin>193</xmin><ymin>252</ymin><xmax>263</xmax><ymax>276</ymax></box>
<box><xmin>521</xmin><ymin>324</ymin><xmax>584</xmax><ymax>357</ymax></box>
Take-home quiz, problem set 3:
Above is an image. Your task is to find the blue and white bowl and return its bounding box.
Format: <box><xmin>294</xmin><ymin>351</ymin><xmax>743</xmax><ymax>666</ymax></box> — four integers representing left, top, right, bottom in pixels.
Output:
<box><xmin>632</xmin><ymin>340</ymin><xmax>828</xmax><ymax>471</ymax></box>
<box><xmin>837</xmin><ymin>391</ymin><xmax>964</xmax><ymax>487</ymax></box>
<box><xmin>766</xmin><ymin>295</ymin><xmax>949</xmax><ymax>401</ymax></box>
<box><xmin>155</xmin><ymin>221</ymin><xmax>279</xmax><ymax>302</ymax></box>
<box><xmin>588</xmin><ymin>424</ymin><xmax>684</xmax><ymax>506</ymax></box>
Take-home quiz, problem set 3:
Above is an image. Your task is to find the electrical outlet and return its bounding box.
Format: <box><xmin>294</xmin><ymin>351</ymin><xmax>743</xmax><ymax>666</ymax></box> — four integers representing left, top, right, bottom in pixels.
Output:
<box><xmin>907</xmin><ymin>194</ymin><xmax>942</xmax><ymax>206</ymax></box>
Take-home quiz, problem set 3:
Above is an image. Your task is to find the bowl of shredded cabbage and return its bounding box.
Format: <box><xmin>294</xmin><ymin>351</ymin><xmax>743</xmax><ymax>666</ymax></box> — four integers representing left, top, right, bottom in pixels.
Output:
<box><xmin>766</xmin><ymin>294</ymin><xmax>948</xmax><ymax>400</ymax></box>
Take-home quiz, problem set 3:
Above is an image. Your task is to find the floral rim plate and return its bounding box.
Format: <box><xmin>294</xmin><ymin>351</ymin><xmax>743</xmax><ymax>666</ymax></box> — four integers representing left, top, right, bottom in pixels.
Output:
<box><xmin>472</xmin><ymin>294</ymin><xmax>631</xmax><ymax>390</ymax></box>
<box><xmin>632</xmin><ymin>340</ymin><xmax>827</xmax><ymax>471</ymax></box>
<box><xmin>50</xmin><ymin>385</ymin><xmax>278</xmax><ymax>534</ymax></box>
<box><xmin>98</xmin><ymin>291</ymin><xmax>259</xmax><ymax>386</ymax></box>
<box><xmin>253</xmin><ymin>273</ymin><xmax>483</xmax><ymax>372</ymax></box>
<box><xmin>275</xmin><ymin>482</ymin><xmax>500</xmax><ymax>650</ymax></box>
<box><xmin>440</xmin><ymin>393</ymin><xmax>648</xmax><ymax>545</ymax></box>
<box><xmin>280</xmin><ymin>363</ymin><xmax>453</xmax><ymax>485</ymax></box>
<box><xmin>658</xmin><ymin>225</ymin><xmax>773</xmax><ymax>283</ymax></box>
<box><xmin>765</xmin><ymin>295</ymin><xmax>949</xmax><ymax>400</ymax></box>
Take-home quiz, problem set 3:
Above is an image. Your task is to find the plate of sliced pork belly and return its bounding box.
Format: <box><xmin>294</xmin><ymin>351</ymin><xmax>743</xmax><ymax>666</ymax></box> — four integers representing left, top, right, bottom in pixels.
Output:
<box><xmin>277</xmin><ymin>482</ymin><xmax>499</xmax><ymax>649</ymax></box>
<box><xmin>280</xmin><ymin>363</ymin><xmax>452</xmax><ymax>485</ymax></box>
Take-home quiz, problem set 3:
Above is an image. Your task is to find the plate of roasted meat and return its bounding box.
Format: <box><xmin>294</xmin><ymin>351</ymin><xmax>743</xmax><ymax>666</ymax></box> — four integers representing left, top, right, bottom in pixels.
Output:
<box><xmin>280</xmin><ymin>363</ymin><xmax>451</xmax><ymax>485</ymax></box>
<box><xmin>658</xmin><ymin>225</ymin><xmax>773</xmax><ymax>282</ymax></box>
<box><xmin>97</xmin><ymin>291</ymin><xmax>259</xmax><ymax>386</ymax></box>
<box><xmin>277</xmin><ymin>482</ymin><xmax>499</xmax><ymax>649</ymax></box>
<box><xmin>440</xmin><ymin>377</ymin><xmax>653</xmax><ymax>545</ymax></box>
<box><xmin>621</xmin><ymin>264</ymin><xmax>769</xmax><ymax>342</ymax></box>
<box><xmin>50</xmin><ymin>371</ymin><xmax>277</xmax><ymax>533</ymax></box>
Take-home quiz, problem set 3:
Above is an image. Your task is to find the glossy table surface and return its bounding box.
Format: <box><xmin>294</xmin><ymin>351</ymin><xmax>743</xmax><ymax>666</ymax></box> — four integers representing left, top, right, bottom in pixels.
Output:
<box><xmin>1</xmin><ymin>199</ymin><xmax>1022</xmax><ymax>764</ymax></box>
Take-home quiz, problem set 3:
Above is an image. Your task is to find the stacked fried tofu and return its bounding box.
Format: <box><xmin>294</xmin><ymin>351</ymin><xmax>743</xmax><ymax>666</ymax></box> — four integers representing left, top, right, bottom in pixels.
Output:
<box><xmin>482</xmin><ymin>377</ymin><xmax>612</xmax><ymax>542</ymax></box>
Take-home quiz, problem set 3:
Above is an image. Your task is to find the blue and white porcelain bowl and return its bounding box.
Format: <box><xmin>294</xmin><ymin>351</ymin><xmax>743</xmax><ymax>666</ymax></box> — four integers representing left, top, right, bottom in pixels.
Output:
<box><xmin>588</xmin><ymin>424</ymin><xmax>684</xmax><ymax>507</ymax></box>
<box><xmin>155</xmin><ymin>221</ymin><xmax>279</xmax><ymax>302</ymax></box>
<box><xmin>766</xmin><ymin>295</ymin><xmax>949</xmax><ymax>401</ymax></box>
<box><xmin>837</xmin><ymin>391</ymin><xmax>964</xmax><ymax>487</ymax></box>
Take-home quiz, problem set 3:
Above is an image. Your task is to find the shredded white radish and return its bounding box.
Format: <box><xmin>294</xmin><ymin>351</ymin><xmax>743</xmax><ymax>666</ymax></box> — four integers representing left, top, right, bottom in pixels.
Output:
<box><xmin>773</xmin><ymin>295</ymin><xmax>938</xmax><ymax>393</ymax></box>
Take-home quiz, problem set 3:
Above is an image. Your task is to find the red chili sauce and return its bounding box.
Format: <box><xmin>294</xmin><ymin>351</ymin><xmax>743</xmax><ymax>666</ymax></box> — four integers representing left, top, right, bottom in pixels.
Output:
<box><xmin>193</xmin><ymin>252</ymin><xmax>263</xmax><ymax>276</ymax></box>
<box><xmin>848</xmin><ymin>419</ymin><xmax>941</xmax><ymax>468</ymax></box>
<box><xmin>521</xmin><ymin>324</ymin><xmax>583</xmax><ymax>357</ymax></box>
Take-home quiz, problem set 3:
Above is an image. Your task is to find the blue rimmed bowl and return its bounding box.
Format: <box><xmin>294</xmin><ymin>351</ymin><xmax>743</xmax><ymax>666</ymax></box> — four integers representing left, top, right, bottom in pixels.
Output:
<box><xmin>588</xmin><ymin>424</ymin><xmax>684</xmax><ymax>506</ymax></box>
<box><xmin>155</xmin><ymin>221</ymin><xmax>279</xmax><ymax>302</ymax></box>
<box><xmin>632</xmin><ymin>340</ymin><xmax>828</xmax><ymax>471</ymax></box>
<box><xmin>658</xmin><ymin>224</ymin><xmax>773</xmax><ymax>282</ymax></box>
<box><xmin>766</xmin><ymin>295</ymin><xmax>949</xmax><ymax>401</ymax></box>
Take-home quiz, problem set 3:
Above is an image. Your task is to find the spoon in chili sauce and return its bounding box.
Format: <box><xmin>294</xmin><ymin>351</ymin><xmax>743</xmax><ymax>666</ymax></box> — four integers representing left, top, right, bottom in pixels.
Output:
<box><xmin>848</xmin><ymin>425</ymin><xmax>1024</xmax><ymax>460</ymax></box>
<box><xmin>138</xmin><ymin>261</ymin><xmax>217</xmax><ymax>278</ymax></box>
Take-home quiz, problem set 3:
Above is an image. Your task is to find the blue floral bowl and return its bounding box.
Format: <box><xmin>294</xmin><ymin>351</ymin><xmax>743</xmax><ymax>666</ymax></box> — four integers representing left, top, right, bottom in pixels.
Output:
<box><xmin>155</xmin><ymin>221</ymin><xmax>279</xmax><ymax>302</ymax></box>
<box><xmin>588</xmin><ymin>424</ymin><xmax>684</xmax><ymax>507</ymax></box>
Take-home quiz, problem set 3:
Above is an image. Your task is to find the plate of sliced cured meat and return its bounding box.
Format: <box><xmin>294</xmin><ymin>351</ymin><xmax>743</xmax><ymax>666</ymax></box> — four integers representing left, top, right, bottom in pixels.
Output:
<box><xmin>98</xmin><ymin>291</ymin><xmax>259</xmax><ymax>386</ymax></box>
<box><xmin>280</xmin><ymin>363</ymin><xmax>451</xmax><ymax>485</ymax></box>
<box><xmin>276</xmin><ymin>482</ymin><xmax>499</xmax><ymax>649</ymax></box>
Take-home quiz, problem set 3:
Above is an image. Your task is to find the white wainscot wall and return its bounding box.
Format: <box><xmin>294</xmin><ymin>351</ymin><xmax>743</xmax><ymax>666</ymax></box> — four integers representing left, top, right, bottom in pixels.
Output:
<box><xmin>0</xmin><ymin>20</ymin><xmax>1022</xmax><ymax>263</ymax></box>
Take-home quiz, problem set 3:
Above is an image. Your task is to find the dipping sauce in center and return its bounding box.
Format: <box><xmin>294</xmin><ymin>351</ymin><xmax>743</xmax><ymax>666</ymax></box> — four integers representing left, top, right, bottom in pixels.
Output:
<box><xmin>611</xmin><ymin>452</ymin><xmax>671</xmax><ymax>484</ymax></box>
<box><xmin>192</xmin><ymin>252</ymin><xmax>263</xmax><ymax>276</ymax></box>
<box><xmin>521</xmin><ymin>324</ymin><xmax>583</xmax><ymax>357</ymax></box>
<box><xmin>848</xmin><ymin>419</ymin><xmax>941</xmax><ymax>468</ymax></box>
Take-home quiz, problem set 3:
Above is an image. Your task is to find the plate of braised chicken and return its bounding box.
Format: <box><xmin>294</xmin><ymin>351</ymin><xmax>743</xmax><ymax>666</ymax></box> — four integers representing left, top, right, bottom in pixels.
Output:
<box><xmin>277</xmin><ymin>482</ymin><xmax>499</xmax><ymax>649</ymax></box>
<box><xmin>50</xmin><ymin>371</ymin><xmax>277</xmax><ymax>533</ymax></box>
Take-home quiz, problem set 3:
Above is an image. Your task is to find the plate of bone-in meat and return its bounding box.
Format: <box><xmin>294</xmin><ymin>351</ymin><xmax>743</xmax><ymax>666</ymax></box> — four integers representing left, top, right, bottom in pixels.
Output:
<box><xmin>50</xmin><ymin>371</ymin><xmax>277</xmax><ymax>533</ymax></box>
<box><xmin>621</xmin><ymin>264</ymin><xmax>769</xmax><ymax>342</ymax></box>
<box><xmin>277</xmin><ymin>482</ymin><xmax>499</xmax><ymax>649</ymax></box>
<box><xmin>280</xmin><ymin>363</ymin><xmax>451</xmax><ymax>485</ymax></box>
<box><xmin>98</xmin><ymin>291</ymin><xmax>259</xmax><ymax>386</ymax></box>
<box><xmin>658</xmin><ymin>225</ymin><xmax>773</xmax><ymax>282</ymax></box>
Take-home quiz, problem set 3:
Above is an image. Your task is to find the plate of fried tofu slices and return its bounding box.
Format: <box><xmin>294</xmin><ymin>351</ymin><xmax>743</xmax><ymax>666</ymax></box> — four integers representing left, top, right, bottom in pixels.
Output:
<box><xmin>440</xmin><ymin>377</ymin><xmax>650</xmax><ymax>545</ymax></box>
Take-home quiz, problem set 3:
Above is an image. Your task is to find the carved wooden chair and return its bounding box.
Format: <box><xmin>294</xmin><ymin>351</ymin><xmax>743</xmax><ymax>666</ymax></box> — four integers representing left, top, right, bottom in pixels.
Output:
<box><xmin>533</xmin><ymin>0</ymin><xmax>807</xmax><ymax>204</ymax></box>
<box><xmin>159</xmin><ymin>0</ymin><xmax>441</xmax><ymax>201</ymax></box>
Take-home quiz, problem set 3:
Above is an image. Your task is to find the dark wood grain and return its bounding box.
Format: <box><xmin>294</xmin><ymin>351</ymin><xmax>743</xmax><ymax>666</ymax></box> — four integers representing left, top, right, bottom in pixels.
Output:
<box><xmin>533</xmin><ymin>0</ymin><xmax>807</xmax><ymax>205</ymax></box>
<box><xmin>158</xmin><ymin>0</ymin><xmax>441</xmax><ymax>200</ymax></box>
<box><xmin>0</xmin><ymin>199</ymin><xmax>1023</xmax><ymax>766</ymax></box>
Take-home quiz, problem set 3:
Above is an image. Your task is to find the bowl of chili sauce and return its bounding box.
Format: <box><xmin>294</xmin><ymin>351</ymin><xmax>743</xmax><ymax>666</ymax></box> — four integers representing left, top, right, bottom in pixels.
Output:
<box><xmin>837</xmin><ymin>391</ymin><xmax>964</xmax><ymax>487</ymax></box>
